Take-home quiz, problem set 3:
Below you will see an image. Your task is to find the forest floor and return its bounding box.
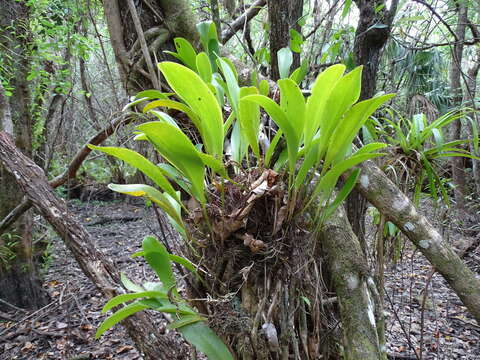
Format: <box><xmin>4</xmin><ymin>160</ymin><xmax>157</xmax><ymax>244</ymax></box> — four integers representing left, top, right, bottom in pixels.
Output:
<box><xmin>0</xmin><ymin>199</ymin><xmax>479</xmax><ymax>359</ymax></box>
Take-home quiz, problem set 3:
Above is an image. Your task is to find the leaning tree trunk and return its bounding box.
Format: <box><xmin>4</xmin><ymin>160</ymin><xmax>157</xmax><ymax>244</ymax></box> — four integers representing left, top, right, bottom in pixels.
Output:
<box><xmin>0</xmin><ymin>0</ymin><xmax>49</xmax><ymax>310</ymax></box>
<box><xmin>268</xmin><ymin>0</ymin><xmax>304</xmax><ymax>81</ymax></box>
<box><xmin>355</xmin><ymin>160</ymin><xmax>480</xmax><ymax>324</ymax></box>
<box><xmin>0</xmin><ymin>131</ymin><xmax>188</xmax><ymax>359</ymax></box>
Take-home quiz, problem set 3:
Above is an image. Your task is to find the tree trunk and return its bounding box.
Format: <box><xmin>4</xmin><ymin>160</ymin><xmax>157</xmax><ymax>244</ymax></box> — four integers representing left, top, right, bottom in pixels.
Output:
<box><xmin>449</xmin><ymin>1</ymin><xmax>468</xmax><ymax>211</ymax></box>
<box><xmin>268</xmin><ymin>0</ymin><xmax>303</xmax><ymax>80</ymax></box>
<box><xmin>0</xmin><ymin>0</ymin><xmax>49</xmax><ymax>310</ymax></box>
<box><xmin>347</xmin><ymin>0</ymin><xmax>398</xmax><ymax>247</ymax></box>
<box><xmin>321</xmin><ymin>204</ymin><xmax>383</xmax><ymax>359</ymax></box>
<box><xmin>103</xmin><ymin>0</ymin><xmax>199</xmax><ymax>94</ymax></box>
<box><xmin>0</xmin><ymin>131</ymin><xmax>187</xmax><ymax>359</ymax></box>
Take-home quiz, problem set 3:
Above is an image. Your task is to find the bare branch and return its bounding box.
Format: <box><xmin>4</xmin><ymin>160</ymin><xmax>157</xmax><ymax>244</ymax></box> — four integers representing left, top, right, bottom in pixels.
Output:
<box><xmin>221</xmin><ymin>0</ymin><xmax>266</xmax><ymax>44</ymax></box>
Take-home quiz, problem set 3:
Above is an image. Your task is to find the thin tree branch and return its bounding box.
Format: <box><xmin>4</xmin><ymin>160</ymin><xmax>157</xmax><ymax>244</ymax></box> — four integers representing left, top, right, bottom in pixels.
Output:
<box><xmin>221</xmin><ymin>0</ymin><xmax>266</xmax><ymax>44</ymax></box>
<box><xmin>412</xmin><ymin>0</ymin><xmax>459</xmax><ymax>42</ymax></box>
<box><xmin>0</xmin><ymin>115</ymin><xmax>135</xmax><ymax>235</ymax></box>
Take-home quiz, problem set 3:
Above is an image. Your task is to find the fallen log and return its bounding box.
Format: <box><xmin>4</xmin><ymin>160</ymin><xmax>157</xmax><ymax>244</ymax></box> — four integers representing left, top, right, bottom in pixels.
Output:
<box><xmin>0</xmin><ymin>131</ymin><xmax>181</xmax><ymax>359</ymax></box>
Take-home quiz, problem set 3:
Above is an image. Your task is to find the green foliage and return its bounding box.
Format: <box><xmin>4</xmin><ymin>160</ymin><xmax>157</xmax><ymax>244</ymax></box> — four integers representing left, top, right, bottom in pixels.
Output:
<box><xmin>0</xmin><ymin>233</ymin><xmax>19</xmax><ymax>271</ymax></box>
<box><xmin>96</xmin><ymin>236</ymin><xmax>233</xmax><ymax>360</ymax></box>
<box><xmin>92</xmin><ymin>30</ymin><xmax>393</xmax><ymax>357</ymax></box>
<box><xmin>369</xmin><ymin>108</ymin><xmax>479</xmax><ymax>205</ymax></box>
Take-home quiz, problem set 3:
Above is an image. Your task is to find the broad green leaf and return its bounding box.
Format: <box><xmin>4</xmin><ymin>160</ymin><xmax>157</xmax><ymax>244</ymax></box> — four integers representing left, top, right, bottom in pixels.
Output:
<box><xmin>242</xmin><ymin>94</ymin><xmax>299</xmax><ymax>173</ymax></box>
<box><xmin>278</xmin><ymin>47</ymin><xmax>293</xmax><ymax>79</ymax></box>
<box><xmin>278</xmin><ymin>78</ymin><xmax>305</xmax><ymax>139</ymax></box>
<box><xmin>108</xmin><ymin>184</ymin><xmax>185</xmax><ymax>230</ymax></box>
<box><xmin>143</xmin><ymin>99</ymin><xmax>200</xmax><ymax>130</ymax></box>
<box><xmin>135</xmin><ymin>90</ymin><xmax>171</xmax><ymax>100</ymax></box>
<box><xmin>96</xmin><ymin>301</ymin><xmax>149</xmax><ymax>338</ymax></box>
<box><xmin>317</xmin><ymin>66</ymin><xmax>363</xmax><ymax>160</ymax></box>
<box><xmin>324</xmin><ymin>94</ymin><xmax>395</xmax><ymax>169</ymax></box>
<box><xmin>173</xmin><ymin>38</ymin><xmax>198</xmax><ymax>70</ymax></box>
<box><xmin>289</xmin><ymin>29</ymin><xmax>303</xmax><ymax>53</ymax></box>
<box><xmin>179</xmin><ymin>321</ymin><xmax>234</xmax><ymax>360</ymax></box>
<box><xmin>259</xmin><ymin>79</ymin><xmax>269</xmax><ymax>96</ymax></box>
<box><xmin>149</xmin><ymin>110</ymin><xmax>180</xmax><ymax>128</ymax></box>
<box><xmin>304</xmin><ymin>64</ymin><xmax>345</xmax><ymax>150</ymax></box>
<box><xmin>137</xmin><ymin>121</ymin><xmax>206</xmax><ymax>203</ymax></box>
<box><xmin>290</xmin><ymin>59</ymin><xmax>309</xmax><ymax>84</ymax></box>
<box><xmin>321</xmin><ymin>169</ymin><xmax>361</xmax><ymax>221</ymax></box>
<box><xmin>238</xmin><ymin>86</ymin><xmax>260</xmax><ymax>158</ymax></box>
<box><xmin>158</xmin><ymin>62</ymin><xmax>224</xmax><ymax>156</ymax></box>
<box><xmin>142</xmin><ymin>236</ymin><xmax>176</xmax><ymax>291</ymax></box>
<box><xmin>217</xmin><ymin>57</ymin><xmax>240</xmax><ymax>116</ymax></box>
<box><xmin>342</xmin><ymin>0</ymin><xmax>353</xmax><ymax>17</ymax></box>
<box><xmin>196</xmin><ymin>52</ymin><xmax>212</xmax><ymax>83</ymax></box>
<box><xmin>88</xmin><ymin>145</ymin><xmax>178</xmax><ymax>202</ymax></box>
<box><xmin>102</xmin><ymin>291</ymin><xmax>167</xmax><ymax>312</ymax></box>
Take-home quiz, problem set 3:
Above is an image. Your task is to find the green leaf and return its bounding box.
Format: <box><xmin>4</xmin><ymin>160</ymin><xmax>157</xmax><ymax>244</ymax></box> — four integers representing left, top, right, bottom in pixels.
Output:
<box><xmin>217</xmin><ymin>57</ymin><xmax>241</xmax><ymax>116</ymax></box>
<box><xmin>238</xmin><ymin>86</ymin><xmax>261</xmax><ymax>158</ymax></box>
<box><xmin>121</xmin><ymin>273</ymin><xmax>145</xmax><ymax>293</ymax></box>
<box><xmin>304</xmin><ymin>64</ymin><xmax>345</xmax><ymax>150</ymax></box>
<box><xmin>289</xmin><ymin>29</ymin><xmax>303</xmax><ymax>53</ymax></box>
<box><xmin>108</xmin><ymin>184</ymin><xmax>185</xmax><ymax>230</ymax></box>
<box><xmin>242</xmin><ymin>94</ymin><xmax>298</xmax><ymax>173</ymax></box>
<box><xmin>167</xmin><ymin>314</ymin><xmax>205</xmax><ymax>330</ymax></box>
<box><xmin>342</xmin><ymin>0</ymin><xmax>352</xmax><ymax>18</ymax></box>
<box><xmin>158</xmin><ymin>62</ymin><xmax>224</xmax><ymax>156</ymax></box>
<box><xmin>277</xmin><ymin>47</ymin><xmax>293</xmax><ymax>79</ymax></box>
<box><xmin>135</xmin><ymin>90</ymin><xmax>171</xmax><ymax>100</ymax></box>
<box><xmin>88</xmin><ymin>145</ymin><xmax>178</xmax><ymax>202</ymax></box>
<box><xmin>96</xmin><ymin>301</ymin><xmax>150</xmax><ymax>338</ymax></box>
<box><xmin>179</xmin><ymin>321</ymin><xmax>234</xmax><ymax>360</ymax></box>
<box><xmin>278</xmin><ymin>78</ymin><xmax>305</xmax><ymax>140</ymax></box>
<box><xmin>102</xmin><ymin>291</ymin><xmax>167</xmax><ymax>313</ymax></box>
<box><xmin>142</xmin><ymin>236</ymin><xmax>176</xmax><ymax>291</ymax></box>
<box><xmin>196</xmin><ymin>52</ymin><xmax>212</xmax><ymax>83</ymax></box>
<box><xmin>143</xmin><ymin>99</ymin><xmax>200</xmax><ymax>128</ymax></box>
<box><xmin>168</xmin><ymin>254</ymin><xmax>197</xmax><ymax>273</ymax></box>
<box><xmin>265</xmin><ymin>130</ymin><xmax>283</xmax><ymax>167</ymax></box>
<box><xmin>174</xmin><ymin>37</ymin><xmax>198</xmax><ymax>70</ymax></box>
<box><xmin>321</xmin><ymin>168</ymin><xmax>361</xmax><ymax>221</ymax></box>
<box><xmin>137</xmin><ymin>121</ymin><xmax>206</xmax><ymax>203</ymax></box>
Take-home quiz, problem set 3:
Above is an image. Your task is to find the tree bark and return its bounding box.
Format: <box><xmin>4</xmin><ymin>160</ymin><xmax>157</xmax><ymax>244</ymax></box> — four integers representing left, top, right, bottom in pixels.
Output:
<box><xmin>355</xmin><ymin>160</ymin><xmax>480</xmax><ymax>324</ymax></box>
<box><xmin>0</xmin><ymin>0</ymin><xmax>48</xmax><ymax>310</ymax></box>
<box><xmin>0</xmin><ymin>131</ymin><xmax>185</xmax><ymax>359</ymax></box>
<box><xmin>449</xmin><ymin>1</ymin><xmax>469</xmax><ymax>211</ymax></box>
<box><xmin>267</xmin><ymin>0</ymin><xmax>303</xmax><ymax>80</ymax></box>
<box><xmin>347</xmin><ymin>0</ymin><xmax>398</xmax><ymax>247</ymax></box>
<box><xmin>321</xmin><ymin>204</ymin><xmax>383</xmax><ymax>359</ymax></box>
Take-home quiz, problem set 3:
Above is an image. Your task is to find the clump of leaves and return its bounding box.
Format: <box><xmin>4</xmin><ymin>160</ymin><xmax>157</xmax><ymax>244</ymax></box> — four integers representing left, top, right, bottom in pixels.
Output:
<box><xmin>91</xmin><ymin>22</ymin><xmax>394</xmax><ymax>358</ymax></box>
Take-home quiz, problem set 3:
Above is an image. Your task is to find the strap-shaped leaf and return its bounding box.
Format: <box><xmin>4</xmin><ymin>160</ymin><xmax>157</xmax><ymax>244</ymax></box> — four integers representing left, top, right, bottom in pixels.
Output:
<box><xmin>167</xmin><ymin>314</ymin><xmax>205</xmax><ymax>330</ymax></box>
<box><xmin>88</xmin><ymin>145</ymin><xmax>178</xmax><ymax>202</ymax></box>
<box><xmin>158</xmin><ymin>61</ymin><xmax>223</xmax><ymax>156</ymax></box>
<box><xmin>142</xmin><ymin>99</ymin><xmax>200</xmax><ymax>130</ymax></box>
<box><xmin>196</xmin><ymin>52</ymin><xmax>212</xmax><ymax>83</ymax></box>
<box><xmin>137</xmin><ymin>121</ymin><xmax>206</xmax><ymax>203</ymax></box>
<box><xmin>324</xmin><ymin>94</ymin><xmax>395</xmax><ymax>169</ymax></box>
<box><xmin>102</xmin><ymin>291</ymin><xmax>167</xmax><ymax>312</ymax></box>
<box><xmin>304</xmin><ymin>64</ymin><xmax>345</xmax><ymax>150</ymax></box>
<box><xmin>278</xmin><ymin>78</ymin><xmax>305</xmax><ymax>140</ymax></box>
<box><xmin>238</xmin><ymin>86</ymin><xmax>260</xmax><ymax>158</ymax></box>
<box><xmin>241</xmin><ymin>94</ymin><xmax>299</xmax><ymax>174</ymax></box>
<box><xmin>108</xmin><ymin>184</ymin><xmax>185</xmax><ymax>232</ymax></box>
<box><xmin>142</xmin><ymin>236</ymin><xmax>176</xmax><ymax>291</ymax></box>
<box><xmin>178</xmin><ymin>321</ymin><xmax>234</xmax><ymax>360</ymax></box>
<box><xmin>95</xmin><ymin>301</ymin><xmax>150</xmax><ymax>339</ymax></box>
